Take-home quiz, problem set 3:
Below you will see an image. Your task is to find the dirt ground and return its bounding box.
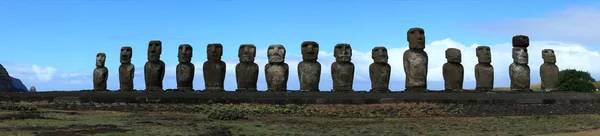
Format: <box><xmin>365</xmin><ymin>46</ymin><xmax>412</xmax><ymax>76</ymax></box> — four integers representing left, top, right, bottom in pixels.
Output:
<box><xmin>1</xmin><ymin>108</ymin><xmax>600</xmax><ymax>136</ymax></box>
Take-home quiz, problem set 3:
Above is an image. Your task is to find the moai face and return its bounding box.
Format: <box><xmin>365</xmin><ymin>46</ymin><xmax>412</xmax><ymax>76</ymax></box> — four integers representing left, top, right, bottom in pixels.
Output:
<box><xmin>476</xmin><ymin>46</ymin><xmax>491</xmax><ymax>63</ymax></box>
<box><xmin>334</xmin><ymin>43</ymin><xmax>352</xmax><ymax>62</ymax></box>
<box><xmin>512</xmin><ymin>35</ymin><xmax>530</xmax><ymax>47</ymax></box>
<box><xmin>301</xmin><ymin>41</ymin><xmax>319</xmax><ymax>61</ymax></box>
<box><xmin>207</xmin><ymin>43</ymin><xmax>223</xmax><ymax>61</ymax></box>
<box><xmin>371</xmin><ymin>46</ymin><xmax>388</xmax><ymax>63</ymax></box>
<box><xmin>238</xmin><ymin>44</ymin><xmax>256</xmax><ymax>63</ymax></box>
<box><xmin>407</xmin><ymin>27</ymin><xmax>425</xmax><ymax>49</ymax></box>
<box><xmin>267</xmin><ymin>44</ymin><xmax>286</xmax><ymax>63</ymax></box>
<box><xmin>178</xmin><ymin>44</ymin><xmax>193</xmax><ymax>63</ymax></box>
<box><xmin>120</xmin><ymin>46</ymin><xmax>132</xmax><ymax>64</ymax></box>
<box><xmin>96</xmin><ymin>53</ymin><xmax>106</xmax><ymax>67</ymax></box>
<box><xmin>512</xmin><ymin>47</ymin><xmax>528</xmax><ymax>64</ymax></box>
<box><xmin>148</xmin><ymin>40</ymin><xmax>162</xmax><ymax>61</ymax></box>
<box><xmin>542</xmin><ymin>49</ymin><xmax>556</xmax><ymax>63</ymax></box>
<box><xmin>445</xmin><ymin>48</ymin><xmax>461</xmax><ymax>63</ymax></box>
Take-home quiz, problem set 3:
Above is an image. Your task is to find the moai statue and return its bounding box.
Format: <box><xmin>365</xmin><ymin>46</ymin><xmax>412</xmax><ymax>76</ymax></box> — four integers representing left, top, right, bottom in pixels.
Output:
<box><xmin>474</xmin><ymin>46</ymin><xmax>494</xmax><ymax>92</ymax></box>
<box><xmin>509</xmin><ymin>35</ymin><xmax>531</xmax><ymax>92</ymax></box>
<box><xmin>540</xmin><ymin>49</ymin><xmax>559</xmax><ymax>92</ymax></box>
<box><xmin>144</xmin><ymin>40</ymin><xmax>165</xmax><ymax>92</ymax></box>
<box><xmin>331</xmin><ymin>43</ymin><xmax>354</xmax><ymax>92</ymax></box>
<box><xmin>203</xmin><ymin>43</ymin><xmax>226</xmax><ymax>92</ymax></box>
<box><xmin>298</xmin><ymin>41</ymin><xmax>321</xmax><ymax>92</ymax></box>
<box><xmin>29</xmin><ymin>86</ymin><xmax>36</xmax><ymax>92</ymax></box>
<box><xmin>403</xmin><ymin>27</ymin><xmax>428</xmax><ymax>92</ymax></box>
<box><xmin>176</xmin><ymin>44</ymin><xmax>195</xmax><ymax>92</ymax></box>
<box><xmin>369</xmin><ymin>46</ymin><xmax>391</xmax><ymax>92</ymax></box>
<box><xmin>265</xmin><ymin>44</ymin><xmax>289</xmax><ymax>92</ymax></box>
<box><xmin>119</xmin><ymin>46</ymin><xmax>135</xmax><ymax>91</ymax></box>
<box><xmin>442</xmin><ymin>48</ymin><xmax>464</xmax><ymax>91</ymax></box>
<box><xmin>235</xmin><ymin>44</ymin><xmax>259</xmax><ymax>92</ymax></box>
<box><xmin>93</xmin><ymin>53</ymin><xmax>109</xmax><ymax>91</ymax></box>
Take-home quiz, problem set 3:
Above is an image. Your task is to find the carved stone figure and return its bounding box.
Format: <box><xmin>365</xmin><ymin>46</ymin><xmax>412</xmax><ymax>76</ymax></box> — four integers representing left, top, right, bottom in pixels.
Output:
<box><xmin>298</xmin><ymin>41</ymin><xmax>321</xmax><ymax>92</ymax></box>
<box><xmin>369</xmin><ymin>46</ymin><xmax>391</xmax><ymax>92</ymax></box>
<box><xmin>474</xmin><ymin>46</ymin><xmax>494</xmax><ymax>92</ymax></box>
<box><xmin>236</xmin><ymin>44</ymin><xmax>259</xmax><ymax>92</ymax></box>
<box><xmin>331</xmin><ymin>43</ymin><xmax>354</xmax><ymax>92</ymax></box>
<box><xmin>442</xmin><ymin>48</ymin><xmax>464</xmax><ymax>91</ymax></box>
<box><xmin>119</xmin><ymin>46</ymin><xmax>135</xmax><ymax>91</ymax></box>
<box><xmin>93</xmin><ymin>53</ymin><xmax>109</xmax><ymax>91</ymax></box>
<box><xmin>29</xmin><ymin>86</ymin><xmax>36</xmax><ymax>92</ymax></box>
<box><xmin>144</xmin><ymin>40</ymin><xmax>165</xmax><ymax>92</ymax></box>
<box><xmin>265</xmin><ymin>44</ymin><xmax>289</xmax><ymax>92</ymax></box>
<box><xmin>540</xmin><ymin>49</ymin><xmax>559</xmax><ymax>92</ymax></box>
<box><xmin>509</xmin><ymin>35</ymin><xmax>531</xmax><ymax>92</ymax></box>
<box><xmin>203</xmin><ymin>43</ymin><xmax>226</xmax><ymax>92</ymax></box>
<box><xmin>403</xmin><ymin>27</ymin><xmax>428</xmax><ymax>92</ymax></box>
<box><xmin>176</xmin><ymin>44</ymin><xmax>195</xmax><ymax>92</ymax></box>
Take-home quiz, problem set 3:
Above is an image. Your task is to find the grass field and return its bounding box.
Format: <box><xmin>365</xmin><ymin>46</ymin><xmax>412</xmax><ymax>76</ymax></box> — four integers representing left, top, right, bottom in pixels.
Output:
<box><xmin>2</xmin><ymin>107</ymin><xmax>600</xmax><ymax>136</ymax></box>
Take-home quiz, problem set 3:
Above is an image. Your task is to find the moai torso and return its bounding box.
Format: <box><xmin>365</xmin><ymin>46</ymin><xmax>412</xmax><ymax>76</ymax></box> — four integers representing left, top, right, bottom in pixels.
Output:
<box><xmin>144</xmin><ymin>40</ymin><xmax>165</xmax><ymax>92</ymax></box>
<box><xmin>298</xmin><ymin>41</ymin><xmax>321</xmax><ymax>92</ymax></box>
<box><xmin>509</xmin><ymin>35</ymin><xmax>531</xmax><ymax>92</ymax></box>
<box><xmin>540</xmin><ymin>49</ymin><xmax>559</xmax><ymax>92</ymax></box>
<box><xmin>236</xmin><ymin>44</ymin><xmax>259</xmax><ymax>92</ymax></box>
<box><xmin>331</xmin><ymin>43</ymin><xmax>354</xmax><ymax>92</ymax></box>
<box><xmin>119</xmin><ymin>46</ymin><xmax>135</xmax><ymax>91</ymax></box>
<box><xmin>203</xmin><ymin>43</ymin><xmax>226</xmax><ymax>92</ymax></box>
<box><xmin>93</xmin><ymin>53</ymin><xmax>109</xmax><ymax>91</ymax></box>
<box><xmin>474</xmin><ymin>46</ymin><xmax>494</xmax><ymax>91</ymax></box>
<box><xmin>403</xmin><ymin>28</ymin><xmax>428</xmax><ymax>92</ymax></box>
<box><xmin>369</xmin><ymin>47</ymin><xmax>391</xmax><ymax>92</ymax></box>
<box><xmin>176</xmin><ymin>44</ymin><xmax>195</xmax><ymax>92</ymax></box>
<box><xmin>265</xmin><ymin>44</ymin><xmax>288</xmax><ymax>92</ymax></box>
<box><xmin>442</xmin><ymin>48</ymin><xmax>464</xmax><ymax>91</ymax></box>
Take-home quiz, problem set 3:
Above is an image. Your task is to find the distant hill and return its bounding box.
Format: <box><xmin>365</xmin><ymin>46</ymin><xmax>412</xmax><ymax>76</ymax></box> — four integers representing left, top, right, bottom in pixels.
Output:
<box><xmin>494</xmin><ymin>82</ymin><xmax>600</xmax><ymax>91</ymax></box>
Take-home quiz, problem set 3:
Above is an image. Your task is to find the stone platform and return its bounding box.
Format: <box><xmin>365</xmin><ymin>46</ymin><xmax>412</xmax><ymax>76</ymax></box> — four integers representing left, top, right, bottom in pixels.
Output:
<box><xmin>0</xmin><ymin>91</ymin><xmax>598</xmax><ymax>105</ymax></box>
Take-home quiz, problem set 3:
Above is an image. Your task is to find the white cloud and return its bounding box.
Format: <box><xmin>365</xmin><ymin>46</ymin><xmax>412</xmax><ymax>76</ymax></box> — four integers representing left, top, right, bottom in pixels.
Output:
<box><xmin>472</xmin><ymin>6</ymin><xmax>600</xmax><ymax>45</ymax></box>
<box><xmin>3</xmin><ymin>38</ymin><xmax>599</xmax><ymax>91</ymax></box>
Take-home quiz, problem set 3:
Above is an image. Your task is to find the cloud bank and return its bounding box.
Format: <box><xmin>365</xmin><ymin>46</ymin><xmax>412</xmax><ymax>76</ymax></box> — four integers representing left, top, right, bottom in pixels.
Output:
<box><xmin>3</xmin><ymin>38</ymin><xmax>599</xmax><ymax>91</ymax></box>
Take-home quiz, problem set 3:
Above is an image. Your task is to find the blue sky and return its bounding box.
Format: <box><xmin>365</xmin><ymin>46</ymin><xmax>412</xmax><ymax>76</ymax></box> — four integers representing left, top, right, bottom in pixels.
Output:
<box><xmin>1</xmin><ymin>0</ymin><xmax>600</xmax><ymax>91</ymax></box>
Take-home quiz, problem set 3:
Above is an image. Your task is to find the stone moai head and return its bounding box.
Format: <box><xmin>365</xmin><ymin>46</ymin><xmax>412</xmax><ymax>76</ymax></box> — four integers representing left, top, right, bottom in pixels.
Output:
<box><xmin>120</xmin><ymin>46</ymin><xmax>132</xmax><ymax>64</ymax></box>
<box><xmin>407</xmin><ymin>27</ymin><xmax>425</xmax><ymax>50</ymax></box>
<box><xmin>371</xmin><ymin>46</ymin><xmax>388</xmax><ymax>63</ymax></box>
<box><xmin>476</xmin><ymin>46</ymin><xmax>491</xmax><ymax>63</ymax></box>
<box><xmin>512</xmin><ymin>47</ymin><xmax>528</xmax><ymax>64</ymax></box>
<box><xmin>445</xmin><ymin>48</ymin><xmax>462</xmax><ymax>63</ymax></box>
<box><xmin>512</xmin><ymin>35</ymin><xmax>530</xmax><ymax>48</ymax></box>
<box><xmin>301</xmin><ymin>41</ymin><xmax>319</xmax><ymax>61</ymax></box>
<box><xmin>96</xmin><ymin>53</ymin><xmax>106</xmax><ymax>67</ymax></box>
<box><xmin>334</xmin><ymin>43</ymin><xmax>352</xmax><ymax>62</ymax></box>
<box><xmin>542</xmin><ymin>49</ymin><xmax>556</xmax><ymax>63</ymax></box>
<box><xmin>207</xmin><ymin>43</ymin><xmax>223</xmax><ymax>61</ymax></box>
<box><xmin>238</xmin><ymin>44</ymin><xmax>256</xmax><ymax>63</ymax></box>
<box><xmin>267</xmin><ymin>44</ymin><xmax>286</xmax><ymax>63</ymax></box>
<box><xmin>178</xmin><ymin>44</ymin><xmax>193</xmax><ymax>63</ymax></box>
<box><xmin>148</xmin><ymin>40</ymin><xmax>162</xmax><ymax>61</ymax></box>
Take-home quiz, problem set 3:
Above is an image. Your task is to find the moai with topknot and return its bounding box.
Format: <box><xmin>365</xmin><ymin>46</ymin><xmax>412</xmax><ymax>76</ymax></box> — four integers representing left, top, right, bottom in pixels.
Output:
<box><xmin>403</xmin><ymin>27</ymin><xmax>428</xmax><ymax>92</ymax></box>
<box><xmin>509</xmin><ymin>35</ymin><xmax>531</xmax><ymax>92</ymax></box>
<box><xmin>144</xmin><ymin>40</ymin><xmax>165</xmax><ymax>92</ymax></box>
<box><xmin>119</xmin><ymin>46</ymin><xmax>135</xmax><ymax>91</ymax></box>
<box><xmin>93</xmin><ymin>53</ymin><xmax>109</xmax><ymax>91</ymax></box>
<box><xmin>298</xmin><ymin>41</ymin><xmax>321</xmax><ymax>92</ymax></box>
<box><xmin>442</xmin><ymin>48</ymin><xmax>464</xmax><ymax>91</ymax></box>
<box><xmin>540</xmin><ymin>49</ymin><xmax>559</xmax><ymax>92</ymax></box>
<box><xmin>176</xmin><ymin>44</ymin><xmax>195</xmax><ymax>92</ymax></box>
<box><xmin>265</xmin><ymin>44</ymin><xmax>289</xmax><ymax>92</ymax></box>
<box><xmin>235</xmin><ymin>44</ymin><xmax>259</xmax><ymax>92</ymax></box>
<box><xmin>331</xmin><ymin>43</ymin><xmax>354</xmax><ymax>92</ymax></box>
<box><xmin>369</xmin><ymin>46</ymin><xmax>391</xmax><ymax>92</ymax></box>
<box><xmin>474</xmin><ymin>46</ymin><xmax>494</xmax><ymax>91</ymax></box>
<box><xmin>203</xmin><ymin>43</ymin><xmax>226</xmax><ymax>92</ymax></box>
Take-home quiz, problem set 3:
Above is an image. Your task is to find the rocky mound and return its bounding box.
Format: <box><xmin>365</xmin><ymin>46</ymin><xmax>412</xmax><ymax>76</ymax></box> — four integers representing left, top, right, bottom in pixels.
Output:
<box><xmin>0</xmin><ymin>64</ymin><xmax>28</xmax><ymax>92</ymax></box>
